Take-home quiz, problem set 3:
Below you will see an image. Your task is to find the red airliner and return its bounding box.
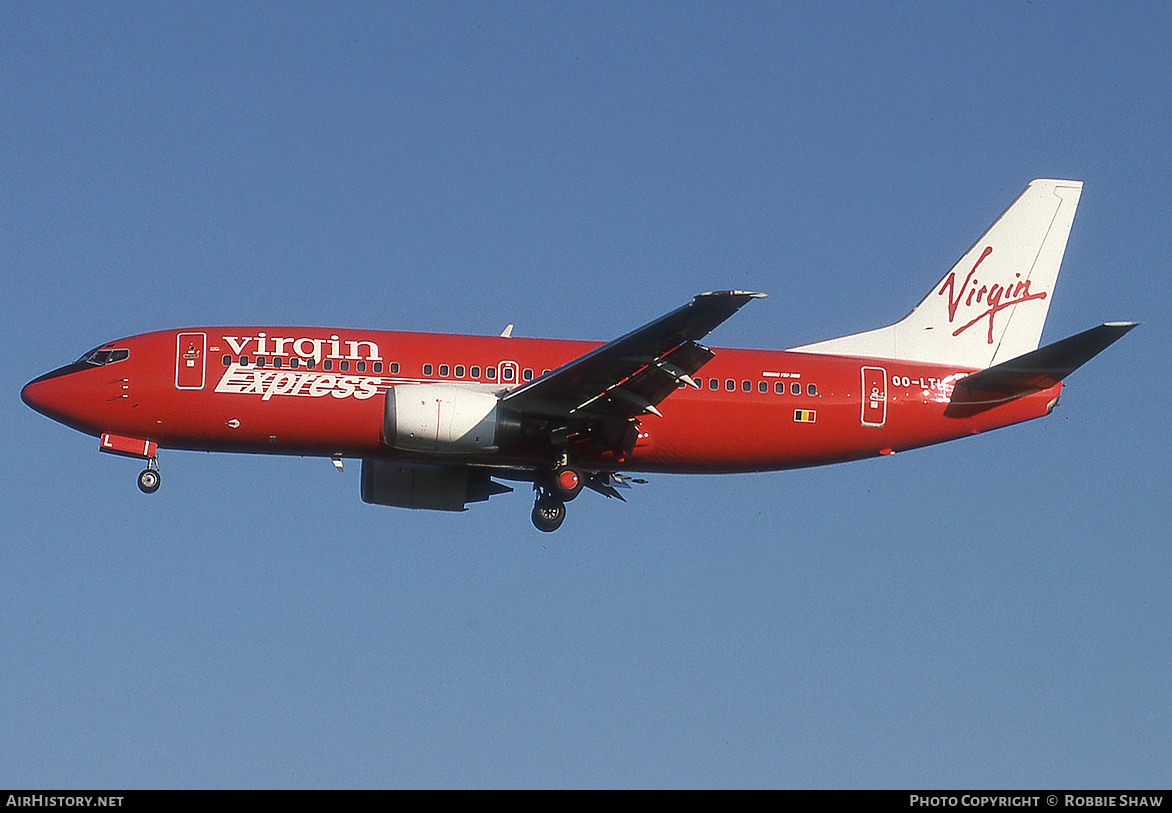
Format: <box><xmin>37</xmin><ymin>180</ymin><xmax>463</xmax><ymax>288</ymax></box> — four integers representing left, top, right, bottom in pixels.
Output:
<box><xmin>22</xmin><ymin>180</ymin><xmax>1135</xmax><ymax>531</ymax></box>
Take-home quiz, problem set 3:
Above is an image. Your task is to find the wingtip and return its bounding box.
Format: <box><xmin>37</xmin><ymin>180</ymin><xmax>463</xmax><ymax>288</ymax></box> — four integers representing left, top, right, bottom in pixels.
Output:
<box><xmin>697</xmin><ymin>290</ymin><xmax>767</xmax><ymax>299</ymax></box>
<box><xmin>1029</xmin><ymin>178</ymin><xmax>1084</xmax><ymax>188</ymax></box>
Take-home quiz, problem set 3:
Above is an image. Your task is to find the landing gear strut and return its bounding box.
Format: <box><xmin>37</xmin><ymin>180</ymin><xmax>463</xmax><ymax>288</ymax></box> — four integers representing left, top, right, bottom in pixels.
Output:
<box><xmin>137</xmin><ymin>458</ymin><xmax>160</xmax><ymax>494</ymax></box>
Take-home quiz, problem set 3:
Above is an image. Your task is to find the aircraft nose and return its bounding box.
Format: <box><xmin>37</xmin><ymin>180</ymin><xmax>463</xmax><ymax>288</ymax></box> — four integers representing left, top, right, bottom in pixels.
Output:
<box><xmin>21</xmin><ymin>375</ymin><xmax>52</xmax><ymax>414</ymax></box>
<box><xmin>22</xmin><ymin>374</ymin><xmax>60</xmax><ymax>419</ymax></box>
<box><xmin>21</xmin><ymin>363</ymin><xmax>89</xmax><ymax>423</ymax></box>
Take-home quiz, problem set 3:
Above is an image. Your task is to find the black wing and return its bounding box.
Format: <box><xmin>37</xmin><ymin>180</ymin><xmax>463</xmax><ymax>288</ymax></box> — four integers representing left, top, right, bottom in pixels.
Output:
<box><xmin>501</xmin><ymin>290</ymin><xmax>766</xmax><ymax>419</ymax></box>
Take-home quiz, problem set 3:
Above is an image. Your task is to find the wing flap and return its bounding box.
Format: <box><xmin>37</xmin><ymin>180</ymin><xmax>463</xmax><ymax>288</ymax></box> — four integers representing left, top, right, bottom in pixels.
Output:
<box><xmin>577</xmin><ymin>340</ymin><xmax>714</xmax><ymax>417</ymax></box>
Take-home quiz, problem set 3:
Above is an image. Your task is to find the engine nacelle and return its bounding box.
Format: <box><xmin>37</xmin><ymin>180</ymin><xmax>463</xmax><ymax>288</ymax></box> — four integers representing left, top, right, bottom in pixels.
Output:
<box><xmin>360</xmin><ymin>459</ymin><xmax>512</xmax><ymax>511</ymax></box>
<box><xmin>384</xmin><ymin>384</ymin><xmax>519</xmax><ymax>454</ymax></box>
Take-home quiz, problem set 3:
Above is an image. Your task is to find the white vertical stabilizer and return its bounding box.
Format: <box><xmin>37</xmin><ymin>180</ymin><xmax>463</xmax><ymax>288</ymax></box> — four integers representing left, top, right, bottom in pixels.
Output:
<box><xmin>791</xmin><ymin>179</ymin><xmax>1083</xmax><ymax>369</ymax></box>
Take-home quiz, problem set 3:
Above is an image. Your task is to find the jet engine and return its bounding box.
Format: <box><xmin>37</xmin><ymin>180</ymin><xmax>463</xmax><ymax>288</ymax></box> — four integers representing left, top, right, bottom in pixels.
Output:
<box><xmin>383</xmin><ymin>384</ymin><xmax>521</xmax><ymax>454</ymax></box>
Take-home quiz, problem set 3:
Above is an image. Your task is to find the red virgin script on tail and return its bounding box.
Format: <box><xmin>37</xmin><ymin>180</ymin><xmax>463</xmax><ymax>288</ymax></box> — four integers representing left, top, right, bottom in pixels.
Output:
<box><xmin>937</xmin><ymin>246</ymin><xmax>1047</xmax><ymax>343</ymax></box>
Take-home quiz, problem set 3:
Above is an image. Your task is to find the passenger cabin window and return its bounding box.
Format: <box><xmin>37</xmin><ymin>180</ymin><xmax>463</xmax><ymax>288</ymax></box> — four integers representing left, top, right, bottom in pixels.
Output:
<box><xmin>758</xmin><ymin>381</ymin><xmax>767</xmax><ymax>393</ymax></box>
<box><xmin>222</xmin><ymin>355</ymin><xmax>231</xmax><ymax>366</ymax></box>
<box><xmin>742</xmin><ymin>380</ymin><xmax>751</xmax><ymax>392</ymax></box>
<box><xmin>323</xmin><ymin>359</ymin><xmax>333</xmax><ymax>370</ymax></box>
<box><xmin>439</xmin><ymin>364</ymin><xmax>449</xmax><ymax>377</ymax></box>
<box><xmin>339</xmin><ymin>360</ymin><xmax>350</xmax><ymax>371</ymax></box>
<box><xmin>356</xmin><ymin>360</ymin><xmax>366</xmax><ymax>372</ymax></box>
<box><xmin>725</xmin><ymin>379</ymin><xmax>735</xmax><ymax>391</ymax></box>
<box><xmin>256</xmin><ymin>357</ymin><xmax>266</xmax><ymax>368</ymax></box>
<box><xmin>808</xmin><ymin>383</ymin><xmax>818</xmax><ymax>396</ymax></box>
<box><xmin>389</xmin><ymin>362</ymin><xmax>398</xmax><ymax>374</ymax></box>
<box><xmin>455</xmin><ymin>365</ymin><xmax>465</xmax><ymax>378</ymax></box>
<box><xmin>290</xmin><ymin>358</ymin><xmax>300</xmax><ymax>369</ymax></box>
<box><xmin>273</xmin><ymin>357</ymin><xmax>283</xmax><ymax>368</ymax></box>
<box><xmin>486</xmin><ymin>367</ymin><xmax>497</xmax><ymax>381</ymax></box>
<box><xmin>423</xmin><ymin>363</ymin><xmax>433</xmax><ymax>376</ymax></box>
<box><xmin>471</xmin><ymin>366</ymin><xmax>481</xmax><ymax>379</ymax></box>
<box><xmin>523</xmin><ymin>368</ymin><xmax>533</xmax><ymax>381</ymax></box>
<box><xmin>791</xmin><ymin>382</ymin><xmax>800</xmax><ymax>395</ymax></box>
<box><xmin>775</xmin><ymin>381</ymin><xmax>784</xmax><ymax>394</ymax></box>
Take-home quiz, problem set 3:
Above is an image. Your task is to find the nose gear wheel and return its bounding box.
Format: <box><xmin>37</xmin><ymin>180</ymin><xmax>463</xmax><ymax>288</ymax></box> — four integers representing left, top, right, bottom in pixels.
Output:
<box><xmin>137</xmin><ymin>457</ymin><xmax>161</xmax><ymax>493</ymax></box>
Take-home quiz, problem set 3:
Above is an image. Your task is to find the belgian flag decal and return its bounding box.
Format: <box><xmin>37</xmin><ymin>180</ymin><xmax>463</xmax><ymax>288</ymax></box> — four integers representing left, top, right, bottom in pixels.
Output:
<box><xmin>794</xmin><ymin>409</ymin><xmax>817</xmax><ymax>423</ymax></box>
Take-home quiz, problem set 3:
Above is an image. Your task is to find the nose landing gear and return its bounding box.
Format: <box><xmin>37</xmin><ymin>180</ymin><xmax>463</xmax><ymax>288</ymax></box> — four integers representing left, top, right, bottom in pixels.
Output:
<box><xmin>98</xmin><ymin>434</ymin><xmax>162</xmax><ymax>494</ymax></box>
<box><xmin>137</xmin><ymin>458</ymin><xmax>161</xmax><ymax>494</ymax></box>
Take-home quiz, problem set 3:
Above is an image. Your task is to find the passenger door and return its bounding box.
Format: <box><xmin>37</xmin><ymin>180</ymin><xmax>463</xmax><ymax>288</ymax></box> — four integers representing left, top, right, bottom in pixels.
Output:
<box><xmin>861</xmin><ymin>366</ymin><xmax>887</xmax><ymax>427</ymax></box>
<box><xmin>175</xmin><ymin>332</ymin><xmax>207</xmax><ymax>390</ymax></box>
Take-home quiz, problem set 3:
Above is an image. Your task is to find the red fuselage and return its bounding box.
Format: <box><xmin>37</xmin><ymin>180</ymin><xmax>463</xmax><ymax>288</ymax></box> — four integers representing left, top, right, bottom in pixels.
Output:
<box><xmin>21</xmin><ymin>326</ymin><xmax>1062</xmax><ymax>473</ymax></box>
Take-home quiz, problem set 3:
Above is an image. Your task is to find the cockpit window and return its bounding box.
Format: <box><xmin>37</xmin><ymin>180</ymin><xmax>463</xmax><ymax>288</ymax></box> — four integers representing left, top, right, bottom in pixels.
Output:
<box><xmin>78</xmin><ymin>347</ymin><xmax>130</xmax><ymax>366</ymax></box>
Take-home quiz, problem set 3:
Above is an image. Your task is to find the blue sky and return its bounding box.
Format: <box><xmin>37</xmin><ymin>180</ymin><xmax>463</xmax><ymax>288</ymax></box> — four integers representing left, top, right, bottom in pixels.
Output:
<box><xmin>2</xmin><ymin>2</ymin><xmax>1168</xmax><ymax>788</ymax></box>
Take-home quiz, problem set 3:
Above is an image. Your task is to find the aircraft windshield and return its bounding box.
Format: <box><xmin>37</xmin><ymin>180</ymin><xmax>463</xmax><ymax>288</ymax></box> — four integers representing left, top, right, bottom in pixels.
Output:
<box><xmin>77</xmin><ymin>347</ymin><xmax>130</xmax><ymax>366</ymax></box>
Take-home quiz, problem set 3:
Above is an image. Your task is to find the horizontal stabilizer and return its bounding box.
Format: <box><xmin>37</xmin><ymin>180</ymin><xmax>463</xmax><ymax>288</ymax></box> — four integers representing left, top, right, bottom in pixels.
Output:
<box><xmin>957</xmin><ymin>322</ymin><xmax>1138</xmax><ymax>394</ymax></box>
<box><xmin>947</xmin><ymin>322</ymin><xmax>1137</xmax><ymax>414</ymax></box>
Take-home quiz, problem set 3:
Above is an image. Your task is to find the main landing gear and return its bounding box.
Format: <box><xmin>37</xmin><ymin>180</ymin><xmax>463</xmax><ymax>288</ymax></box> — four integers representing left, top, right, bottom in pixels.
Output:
<box><xmin>531</xmin><ymin>495</ymin><xmax>566</xmax><ymax>532</ymax></box>
<box><xmin>530</xmin><ymin>463</ymin><xmax>584</xmax><ymax>532</ymax></box>
<box><xmin>137</xmin><ymin>458</ymin><xmax>161</xmax><ymax>494</ymax></box>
